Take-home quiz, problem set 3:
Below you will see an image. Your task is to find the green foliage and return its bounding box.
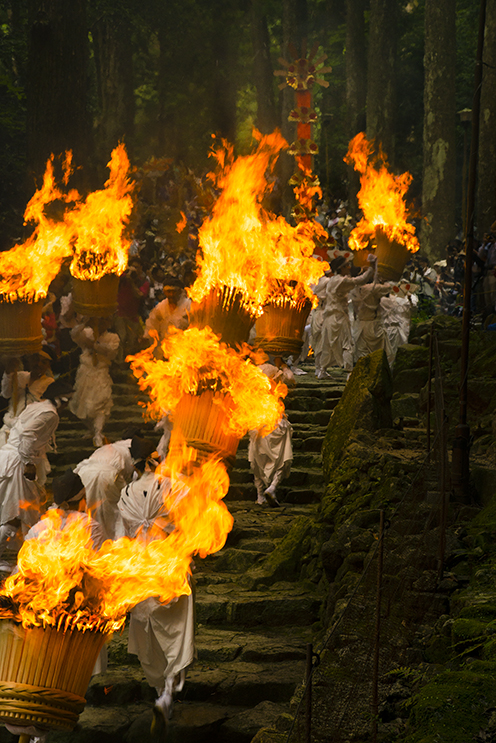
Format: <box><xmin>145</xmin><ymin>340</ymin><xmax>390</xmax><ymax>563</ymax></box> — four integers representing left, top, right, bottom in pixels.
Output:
<box><xmin>0</xmin><ymin>0</ymin><xmax>489</xmax><ymax>237</ymax></box>
<box><xmin>0</xmin><ymin>2</ymin><xmax>28</xmax><ymax>250</ymax></box>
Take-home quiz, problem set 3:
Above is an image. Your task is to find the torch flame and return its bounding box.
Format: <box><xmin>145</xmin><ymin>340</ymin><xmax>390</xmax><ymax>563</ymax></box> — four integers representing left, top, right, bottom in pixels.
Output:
<box><xmin>0</xmin><ymin>444</ymin><xmax>233</xmax><ymax>631</ymax></box>
<box><xmin>128</xmin><ymin>326</ymin><xmax>286</xmax><ymax>438</ymax></box>
<box><xmin>345</xmin><ymin>132</ymin><xmax>419</xmax><ymax>253</ymax></box>
<box><xmin>69</xmin><ymin>143</ymin><xmax>134</xmax><ymax>281</ymax></box>
<box><xmin>189</xmin><ymin>130</ymin><xmax>328</xmax><ymax>312</ymax></box>
<box><xmin>0</xmin><ymin>156</ymin><xmax>79</xmax><ymax>302</ymax></box>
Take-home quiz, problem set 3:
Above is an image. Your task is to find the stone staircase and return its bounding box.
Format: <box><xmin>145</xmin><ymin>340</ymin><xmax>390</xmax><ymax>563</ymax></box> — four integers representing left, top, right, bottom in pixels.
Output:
<box><xmin>1</xmin><ymin>362</ymin><xmax>347</xmax><ymax>743</ymax></box>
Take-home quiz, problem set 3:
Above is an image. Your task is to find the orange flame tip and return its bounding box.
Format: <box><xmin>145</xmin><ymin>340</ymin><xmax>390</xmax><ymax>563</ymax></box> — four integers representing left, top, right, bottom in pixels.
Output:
<box><xmin>345</xmin><ymin>132</ymin><xmax>419</xmax><ymax>253</ymax></box>
<box><xmin>128</xmin><ymin>326</ymin><xmax>287</xmax><ymax>438</ymax></box>
<box><xmin>189</xmin><ymin>130</ymin><xmax>328</xmax><ymax>310</ymax></box>
<box><xmin>69</xmin><ymin>143</ymin><xmax>135</xmax><ymax>281</ymax></box>
<box><xmin>0</xmin><ymin>155</ymin><xmax>79</xmax><ymax>302</ymax></box>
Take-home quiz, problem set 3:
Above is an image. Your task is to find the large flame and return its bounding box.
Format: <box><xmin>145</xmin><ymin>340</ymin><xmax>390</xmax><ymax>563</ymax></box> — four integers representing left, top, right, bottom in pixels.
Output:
<box><xmin>345</xmin><ymin>132</ymin><xmax>419</xmax><ymax>253</ymax></box>
<box><xmin>0</xmin><ymin>445</ymin><xmax>233</xmax><ymax>631</ymax></box>
<box><xmin>69</xmin><ymin>144</ymin><xmax>134</xmax><ymax>281</ymax></box>
<box><xmin>189</xmin><ymin>130</ymin><xmax>327</xmax><ymax>312</ymax></box>
<box><xmin>0</xmin><ymin>155</ymin><xmax>79</xmax><ymax>302</ymax></box>
<box><xmin>128</xmin><ymin>326</ymin><xmax>286</xmax><ymax>438</ymax></box>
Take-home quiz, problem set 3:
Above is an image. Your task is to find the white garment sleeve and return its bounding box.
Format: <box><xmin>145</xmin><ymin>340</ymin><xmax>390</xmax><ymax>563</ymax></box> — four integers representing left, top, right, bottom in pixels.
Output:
<box><xmin>17</xmin><ymin>408</ymin><xmax>58</xmax><ymax>463</ymax></box>
<box><xmin>1</xmin><ymin>372</ymin><xmax>30</xmax><ymax>400</ymax></box>
<box><xmin>94</xmin><ymin>332</ymin><xmax>120</xmax><ymax>361</ymax></box>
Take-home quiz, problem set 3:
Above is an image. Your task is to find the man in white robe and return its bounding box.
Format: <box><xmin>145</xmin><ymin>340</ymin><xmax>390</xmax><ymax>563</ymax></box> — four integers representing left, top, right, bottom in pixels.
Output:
<box><xmin>380</xmin><ymin>292</ymin><xmax>413</xmax><ymax>366</ymax></box>
<box><xmin>145</xmin><ymin>278</ymin><xmax>190</xmax><ymax>344</ymax></box>
<box><xmin>69</xmin><ymin>317</ymin><xmax>120</xmax><ymax>447</ymax></box>
<box><xmin>318</xmin><ymin>256</ymin><xmax>374</xmax><ymax>376</ymax></box>
<box><xmin>117</xmin><ymin>457</ymin><xmax>194</xmax><ymax>733</ymax></box>
<box><xmin>0</xmin><ymin>379</ymin><xmax>72</xmax><ymax>565</ymax></box>
<box><xmin>25</xmin><ymin>468</ymin><xmax>105</xmax><ymax>550</ymax></box>
<box><xmin>74</xmin><ymin>435</ymin><xmax>151</xmax><ymax>541</ymax></box>
<box><xmin>248</xmin><ymin>359</ymin><xmax>295</xmax><ymax>507</ymax></box>
<box><xmin>352</xmin><ymin>280</ymin><xmax>395</xmax><ymax>366</ymax></box>
<box><xmin>0</xmin><ymin>352</ymin><xmax>54</xmax><ymax>446</ymax></box>
<box><xmin>310</xmin><ymin>274</ymin><xmax>331</xmax><ymax>378</ymax></box>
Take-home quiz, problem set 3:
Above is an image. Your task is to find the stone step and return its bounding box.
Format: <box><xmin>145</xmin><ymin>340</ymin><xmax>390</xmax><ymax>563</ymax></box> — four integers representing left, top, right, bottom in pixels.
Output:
<box><xmin>229</xmin><ymin>467</ymin><xmax>323</xmax><ymax>487</ymax></box>
<box><xmin>195</xmin><ymin>626</ymin><xmax>310</xmax><ymax>663</ymax></box>
<box><xmin>231</xmin><ymin>451</ymin><xmax>322</xmax><ymax>471</ymax></box>
<box><xmin>227</xmin><ymin>482</ymin><xmax>323</xmax><ymax>504</ymax></box>
<box><xmin>194</xmin><ymin>587</ymin><xmax>321</xmax><ymax>627</ymax></box>
<box><xmin>71</xmin><ymin>698</ymin><xmax>290</xmax><ymax>743</ymax></box>
<box><xmin>236</xmin><ymin>428</ymin><xmax>326</xmax><ymax>451</ymax></box>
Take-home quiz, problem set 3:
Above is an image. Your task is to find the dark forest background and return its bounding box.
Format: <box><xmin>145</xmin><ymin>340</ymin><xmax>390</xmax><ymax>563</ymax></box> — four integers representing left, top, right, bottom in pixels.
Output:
<box><xmin>0</xmin><ymin>0</ymin><xmax>494</xmax><ymax>258</ymax></box>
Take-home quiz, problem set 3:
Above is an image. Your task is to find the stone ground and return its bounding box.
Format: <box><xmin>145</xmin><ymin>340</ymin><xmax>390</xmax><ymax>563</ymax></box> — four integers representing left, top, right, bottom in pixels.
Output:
<box><xmin>0</xmin><ymin>360</ymin><xmax>347</xmax><ymax>743</ymax></box>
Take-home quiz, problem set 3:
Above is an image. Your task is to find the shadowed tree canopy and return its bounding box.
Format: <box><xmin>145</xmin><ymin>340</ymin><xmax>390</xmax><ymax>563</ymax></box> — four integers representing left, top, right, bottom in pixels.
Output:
<box><xmin>0</xmin><ymin>0</ymin><xmax>490</xmax><ymax>254</ymax></box>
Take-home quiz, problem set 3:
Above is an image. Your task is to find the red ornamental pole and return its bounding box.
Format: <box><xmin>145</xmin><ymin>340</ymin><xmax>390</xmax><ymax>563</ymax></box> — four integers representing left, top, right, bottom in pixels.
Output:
<box><xmin>275</xmin><ymin>43</ymin><xmax>331</xmax><ymax>182</ymax></box>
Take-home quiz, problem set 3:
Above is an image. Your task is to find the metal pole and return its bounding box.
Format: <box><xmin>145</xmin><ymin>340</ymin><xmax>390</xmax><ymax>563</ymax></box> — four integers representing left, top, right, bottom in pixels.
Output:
<box><xmin>305</xmin><ymin>643</ymin><xmax>313</xmax><ymax>743</ymax></box>
<box><xmin>372</xmin><ymin>510</ymin><xmax>385</xmax><ymax>743</ymax></box>
<box><xmin>462</xmin><ymin>122</ymin><xmax>469</xmax><ymax>235</ymax></box>
<box><xmin>438</xmin><ymin>413</ymin><xmax>449</xmax><ymax>580</ymax></box>
<box><xmin>427</xmin><ymin>326</ymin><xmax>434</xmax><ymax>460</ymax></box>
<box><xmin>452</xmin><ymin>0</ymin><xmax>487</xmax><ymax>498</ymax></box>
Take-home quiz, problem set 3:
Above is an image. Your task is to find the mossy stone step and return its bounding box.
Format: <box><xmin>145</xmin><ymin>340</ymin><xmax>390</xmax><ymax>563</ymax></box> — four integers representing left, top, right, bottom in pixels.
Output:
<box><xmin>182</xmin><ymin>659</ymin><xmax>304</xmax><ymax>706</ymax></box>
<box><xmin>229</xmin><ymin>467</ymin><xmax>323</xmax><ymax>487</ymax></box>
<box><xmin>195</xmin><ymin>589</ymin><xmax>321</xmax><ymax>626</ymax></box>
<box><xmin>227</xmin><ymin>483</ymin><xmax>323</xmax><ymax>504</ymax></box>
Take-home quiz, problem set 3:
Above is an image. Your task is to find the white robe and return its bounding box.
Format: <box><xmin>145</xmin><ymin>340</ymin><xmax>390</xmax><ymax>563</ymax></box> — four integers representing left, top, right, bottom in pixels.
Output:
<box><xmin>0</xmin><ymin>371</ymin><xmax>53</xmax><ymax>447</ymax></box>
<box><xmin>74</xmin><ymin>440</ymin><xmax>134</xmax><ymax>540</ymax></box>
<box><xmin>118</xmin><ymin>472</ymin><xmax>195</xmax><ymax>691</ymax></box>
<box><xmin>352</xmin><ymin>283</ymin><xmax>394</xmax><ymax>365</ymax></box>
<box><xmin>320</xmin><ymin>268</ymin><xmax>374</xmax><ymax>371</ymax></box>
<box><xmin>310</xmin><ymin>276</ymin><xmax>330</xmax><ymax>369</ymax></box>
<box><xmin>380</xmin><ymin>295</ymin><xmax>412</xmax><ymax>365</ymax></box>
<box><xmin>145</xmin><ymin>295</ymin><xmax>191</xmax><ymax>341</ymax></box>
<box><xmin>69</xmin><ymin>326</ymin><xmax>119</xmax><ymax>423</ymax></box>
<box><xmin>248</xmin><ymin>364</ymin><xmax>294</xmax><ymax>491</ymax></box>
<box><xmin>0</xmin><ymin>400</ymin><xmax>58</xmax><ymax>527</ymax></box>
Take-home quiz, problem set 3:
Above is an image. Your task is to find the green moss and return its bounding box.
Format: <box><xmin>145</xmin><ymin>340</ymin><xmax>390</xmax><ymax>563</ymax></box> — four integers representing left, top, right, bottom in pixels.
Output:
<box><xmin>451</xmin><ymin>617</ymin><xmax>488</xmax><ymax>648</ymax></box>
<box><xmin>405</xmin><ymin>666</ymin><xmax>496</xmax><ymax>743</ymax></box>
<box><xmin>393</xmin><ymin>344</ymin><xmax>430</xmax><ymax>376</ymax></box>
<box><xmin>322</xmin><ymin>349</ymin><xmax>392</xmax><ymax>479</ymax></box>
<box><xmin>251</xmin><ymin>728</ymin><xmax>288</xmax><ymax>743</ymax></box>
<box><xmin>240</xmin><ymin>516</ymin><xmax>317</xmax><ymax>588</ymax></box>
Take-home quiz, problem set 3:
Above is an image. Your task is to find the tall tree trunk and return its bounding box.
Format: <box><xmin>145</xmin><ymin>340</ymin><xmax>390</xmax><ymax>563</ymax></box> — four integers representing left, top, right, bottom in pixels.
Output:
<box><xmin>279</xmin><ymin>0</ymin><xmax>308</xmax><ymax>217</ymax></box>
<box><xmin>420</xmin><ymin>0</ymin><xmax>456</xmax><ymax>259</ymax></box>
<box><xmin>477</xmin><ymin>0</ymin><xmax>496</xmax><ymax>236</ymax></box>
<box><xmin>366</xmin><ymin>0</ymin><xmax>398</xmax><ymax>162</ymax></box>
<box><xmin>345</xmin><ymin>0</ymin><xmax>367</xmax><ymax>213</ymax></box>
<box><xmin>92</xmin><ymin>13</ymin><xmax>135</xmax><ymax>171</ymax></box>
<box><xmin>211</xmin><ymin>4</ymin><xmax>238</xmax><ymax>143</ymax></box>
<box><xmin>27</xmin><ymin>0</ymin><xmax>92</xmax><ymax>188</ymax></box>
<box><xmin>250</xmin><ymin>0</ymin><xmax>278</xmax><ymax>134</ymax></box>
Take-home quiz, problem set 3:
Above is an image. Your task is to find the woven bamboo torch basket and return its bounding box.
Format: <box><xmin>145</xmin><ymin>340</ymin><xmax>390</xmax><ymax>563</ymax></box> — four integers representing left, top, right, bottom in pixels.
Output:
<box><xmin>169</xmin><ymin>390</ymin><xmax>240</xmax><ymax>466</ymax></box>
<box><xmin>0</xmin><ymin>620</ymin><xmax>109</xmax><ymax>732</ymax></box>
<box><xmin>374</xmin><ymin>227</ymin><xmax>410</xmax><ymax>282</ymax></box>
<box><xmin>72</xmin><ymin>273</ymin><xmax>119</xmax><ymax>317</ymax></box>
<box><xmin>352</xmin><ymin>247</ymin><xmax>374</xmax><ymax>268</ymax></box>
<box><xmin>0</xmin><ymin>300</ymin><xmax>43</xmax><ymax>356</ymax></box>
<box><xmin>189</xmin><ymin>286</ymin><xmax>256</xmax><ymax>348</ymax></box>
<box><xmin>254</xmin><ymin>295</ymin><xmax>312</xmax><ymax>357</ymax></box>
